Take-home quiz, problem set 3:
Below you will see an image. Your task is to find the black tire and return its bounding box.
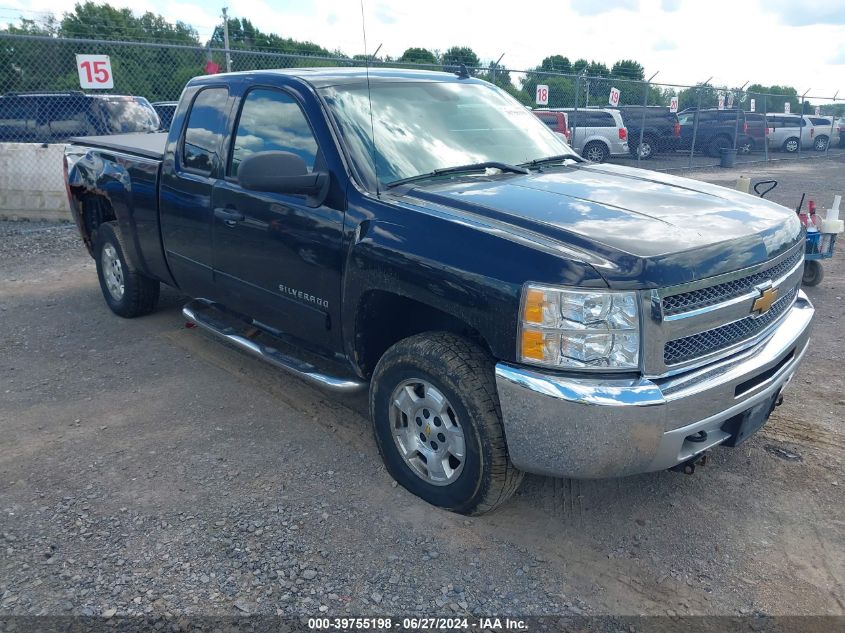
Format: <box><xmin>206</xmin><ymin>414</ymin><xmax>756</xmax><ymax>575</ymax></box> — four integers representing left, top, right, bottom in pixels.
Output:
<box><xmin>632</xmin><ymin>135</ymin><xmax>658</xmax><ymax>160</ymax></box>
<box><xmin>582</xmin><ymin>141</ymin><xmax>609</xmax><ymax>163</ymax></box>
<box><xmin>94</xmin><ymin>222</ymin><xmax>160</xmax><ymax>318</ymax></box>
<box><xmin>813</xmin><ymin>135</ymin><xmax>829</xmax><ymax>152</ymax></box>
<box><xmin>369</xmin><ymin>332</ymin><xmax>523</xmax><ymax>515</ymax></box>
<box><xmin>802</xmin><ymin>260</ymin><xmax>824</xmax><ymax>286</ymax></box>
<box><xmin>782</xmin><ymin>137</ymin><xmax>800</xmax><ymax>153</ymax></box>
<box><xmin>707</xmin><ymin>135</ymin><xmax>731</xmax><ymax>157</ymax></box>
<box><xmin>738</xmin><ymin>138</ymin><xmax>754</xmax><ymax>154</ymax></box>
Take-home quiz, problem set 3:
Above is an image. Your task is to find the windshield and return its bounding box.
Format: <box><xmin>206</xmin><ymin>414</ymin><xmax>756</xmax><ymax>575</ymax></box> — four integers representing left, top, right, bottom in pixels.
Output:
<box><xmin>96</xmin><ymin>97</ymin><xmax>160</xmax><ymax>134</ymax></box>
<box><xmin>321</xmin><ymin>80</ymin><xmax>573</xmax><ymax>189</ymax></box>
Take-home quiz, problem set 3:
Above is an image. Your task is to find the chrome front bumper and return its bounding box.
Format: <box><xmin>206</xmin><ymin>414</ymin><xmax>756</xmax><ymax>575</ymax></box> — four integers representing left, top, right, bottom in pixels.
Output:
<box><xmin>495</xmin><ymin>291</ymin><xmax>815</xmax><ymax>479</ymax></box>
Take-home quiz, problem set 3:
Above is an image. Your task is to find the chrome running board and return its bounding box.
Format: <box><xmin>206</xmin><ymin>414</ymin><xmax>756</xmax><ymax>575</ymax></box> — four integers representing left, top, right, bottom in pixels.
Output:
<box><xmin>182</xmin><ymin>300</ymin><xmax>367</xmax><ymax>394</ymax></box>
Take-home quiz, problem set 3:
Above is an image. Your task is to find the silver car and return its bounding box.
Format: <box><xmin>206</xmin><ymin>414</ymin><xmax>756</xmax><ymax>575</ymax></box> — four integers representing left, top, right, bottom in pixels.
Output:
<box><xmin>807</xmin><ymin>116</ymin><xmax>840</xmax><ymax>150</ymax></box>
<box><xmin>555</xmin><ymin>108</ymin><xmax>629</xmax><ymax>162</ymax></box>
<box><xmin>766</xmin><ymin>114</ymin><xmax>817</xmax><ymax>153</ymax></box>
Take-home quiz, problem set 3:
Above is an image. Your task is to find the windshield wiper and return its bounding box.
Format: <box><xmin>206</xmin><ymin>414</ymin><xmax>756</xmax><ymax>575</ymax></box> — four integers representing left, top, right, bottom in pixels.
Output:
<box><xmin>519</xmin><ymin>154</ymin><xmax>583</xmax><ymax>168</ymax></box>
<box><xmin>385</xmin><ymin>161</ymin><xmax>529</xmax><ymax>189</ymax></box>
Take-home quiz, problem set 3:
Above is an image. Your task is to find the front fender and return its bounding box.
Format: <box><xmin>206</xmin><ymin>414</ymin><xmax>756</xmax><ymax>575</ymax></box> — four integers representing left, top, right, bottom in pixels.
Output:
<box><xmin>340</xmin><ymin>193</ymin><xmax>607</xmax><ymax>369</ymax></box>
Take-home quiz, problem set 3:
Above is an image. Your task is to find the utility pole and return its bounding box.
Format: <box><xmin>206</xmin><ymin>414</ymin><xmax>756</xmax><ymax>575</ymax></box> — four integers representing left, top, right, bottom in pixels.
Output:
<box><xmin>222</xmin><ymin>7</ymin><xmax>232</xmax><ymax>73</ymax></box>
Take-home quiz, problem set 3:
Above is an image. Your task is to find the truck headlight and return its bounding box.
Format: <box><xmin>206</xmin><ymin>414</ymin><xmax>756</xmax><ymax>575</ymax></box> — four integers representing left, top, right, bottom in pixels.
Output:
<box><xmin>519</xmin><ymin>284</ymin><xmax>640</xmax><ymax>370</ymax></box>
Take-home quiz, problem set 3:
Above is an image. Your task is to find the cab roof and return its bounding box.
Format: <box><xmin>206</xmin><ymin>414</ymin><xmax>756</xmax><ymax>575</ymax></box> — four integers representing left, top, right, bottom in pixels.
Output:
<box><xmin>189</xmin><ymin>67</ymin><xmax>480</xmax><ymax>89</ymax></box>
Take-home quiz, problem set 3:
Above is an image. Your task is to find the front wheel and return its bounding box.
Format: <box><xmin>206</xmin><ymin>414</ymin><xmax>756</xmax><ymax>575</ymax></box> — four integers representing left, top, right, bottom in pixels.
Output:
<box><xmin>95</xmin><ymin>222</ymin><xmax>160</xmax><ymax>318</ymax></box>
<box><xmin>369</xmin><ymin>332</ymin><xmax>523</xmax><ymax>515</ymax></box>
<box><xmin>813</xmin><ymin>136</ymin><xmax>829</xmax><ymax>152</ymax></box>
<box><xmin>782</xmin><ymin>137</ymin><xmax>799</xmax><ymax>153</ymax></box>
<box><xmin>582</xmin><ymin>141</ymin><xmax>609</xmax><ymax>163</ymax></box>
<box><xmin>738</xmin><ymin>138</ymin><xmax>754</xmax><ymax>154</ymax></box>
<box><xmin>802</xmin><ymin>260</ymin><xmax>824</xmax><ymax>286</ymax></box>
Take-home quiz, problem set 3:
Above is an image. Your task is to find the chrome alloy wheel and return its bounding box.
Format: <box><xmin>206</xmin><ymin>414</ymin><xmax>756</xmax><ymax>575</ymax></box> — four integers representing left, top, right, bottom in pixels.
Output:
<box><xmin>585</xmin><ymin>145</ymin><xmax>605</xmax><ymax>162</ymax></box>
<box><xmin>101</xmin><ymin>243</ymin><xmax>125</xmax><ymax>301</ymax></box>
<box><xmin>389</xmin><ymin>379</ymin><xmax>466</xmax><ymax>486</ymax></box>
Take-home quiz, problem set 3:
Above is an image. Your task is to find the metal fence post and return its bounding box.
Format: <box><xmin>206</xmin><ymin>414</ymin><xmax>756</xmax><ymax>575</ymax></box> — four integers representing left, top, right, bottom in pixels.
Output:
<box><xmin>689</xmin><ymin>87</ymin><xmax>703</xmax><ymax>168</ymax></box>
<box><xmin>762</xmin><ymin>93</ymin><xmax>769</xmax><ymax>163</ymax></box>
<box><xmin>637</xmin><ymin>73</ymin><xmax>657</xmax><ymax>166</ymax></box>
<box><xmin>825</xmin><ymin>92</ymin><xmax>838</xmax><ymax>158</ymax></box>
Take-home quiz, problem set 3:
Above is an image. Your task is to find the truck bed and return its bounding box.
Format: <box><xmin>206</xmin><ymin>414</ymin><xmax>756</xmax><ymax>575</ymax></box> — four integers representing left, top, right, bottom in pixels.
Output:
<box><xmin>69</xmin><ymin>132</ymin><xmax>167</xmax><ymax>160</ymax></box>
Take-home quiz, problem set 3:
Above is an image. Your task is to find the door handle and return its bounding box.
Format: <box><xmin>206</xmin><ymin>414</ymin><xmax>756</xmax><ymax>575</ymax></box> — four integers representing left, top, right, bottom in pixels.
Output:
<box><xmin>214</xmin><ymin>207</ymin><xmax>244</xmax><ymax>226</ymax></box>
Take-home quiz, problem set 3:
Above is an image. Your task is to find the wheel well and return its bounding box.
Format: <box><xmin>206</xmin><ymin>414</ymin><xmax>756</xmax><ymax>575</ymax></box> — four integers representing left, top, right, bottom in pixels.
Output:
<box><xmin>76</xmin><ymin>194</ymin><xmax>116</xmax><ymax>254</ymax></box>
<box><xmin>353</xmin><ymin>291</ymin><xmax>490</xmax><ymax>378</ymax></box>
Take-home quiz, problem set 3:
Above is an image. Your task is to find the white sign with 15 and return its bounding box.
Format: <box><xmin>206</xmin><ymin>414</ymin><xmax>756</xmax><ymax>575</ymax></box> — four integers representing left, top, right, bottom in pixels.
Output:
<box><xmin>76</xmin><ymin>54</ymin><xmax>114</xmax><ymax>89</ymax></box>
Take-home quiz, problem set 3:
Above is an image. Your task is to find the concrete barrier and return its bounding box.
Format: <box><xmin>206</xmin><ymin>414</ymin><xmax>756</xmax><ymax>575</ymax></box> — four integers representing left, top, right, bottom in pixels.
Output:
<box><xmin>0</xmin><ymin>143</ymin><xmax>71</xmax><ymax>222</ymax></box>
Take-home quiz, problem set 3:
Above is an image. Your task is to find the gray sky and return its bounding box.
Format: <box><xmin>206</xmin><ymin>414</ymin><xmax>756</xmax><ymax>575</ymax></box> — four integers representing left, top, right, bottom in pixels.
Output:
<box><xmin>3</xmin><ymin>0</ymin><xmax>844</xmax><ymax>98</ymax></box>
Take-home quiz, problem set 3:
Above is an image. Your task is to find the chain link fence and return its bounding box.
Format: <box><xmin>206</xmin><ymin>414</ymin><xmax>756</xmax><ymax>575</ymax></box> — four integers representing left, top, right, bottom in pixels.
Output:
<box><xmin>0</xmin><ymin>32</ymin><xmax>843</xmax><ymax>217</ymax></box>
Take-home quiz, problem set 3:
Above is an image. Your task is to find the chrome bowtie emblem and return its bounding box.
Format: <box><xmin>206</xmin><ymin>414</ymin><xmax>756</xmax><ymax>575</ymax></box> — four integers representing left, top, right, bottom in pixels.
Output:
<box><xmin>752</xmin><ymin>286</ymin><xmax>779</xmax><ymax>315</ymax></box>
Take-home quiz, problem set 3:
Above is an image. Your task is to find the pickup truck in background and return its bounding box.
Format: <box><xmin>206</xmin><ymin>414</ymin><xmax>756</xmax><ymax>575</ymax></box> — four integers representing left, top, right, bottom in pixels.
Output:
<box><xmin>65</xmin><ymin>68</ymin><xmax>814</xmax><ymax>515</ymax></box>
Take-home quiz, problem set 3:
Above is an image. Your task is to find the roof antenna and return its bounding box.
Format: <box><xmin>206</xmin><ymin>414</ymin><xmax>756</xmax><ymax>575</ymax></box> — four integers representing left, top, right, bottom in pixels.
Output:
<box><xmin>360</xmin><ymin>0</ymin><xmax>379</xmax><ymax>196</ymax></box>
<box><xmin>455</xmin><ymin>63</ymin><xmax>470</xmax><ymax>79</ymax></box>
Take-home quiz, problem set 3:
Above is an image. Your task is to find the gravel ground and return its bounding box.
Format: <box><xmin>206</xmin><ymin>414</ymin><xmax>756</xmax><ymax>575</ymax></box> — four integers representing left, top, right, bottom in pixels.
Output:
<box><xmin>1</xmin><ymin>158</ymin><xmax>844</xmax><ymax>625</ymax></box>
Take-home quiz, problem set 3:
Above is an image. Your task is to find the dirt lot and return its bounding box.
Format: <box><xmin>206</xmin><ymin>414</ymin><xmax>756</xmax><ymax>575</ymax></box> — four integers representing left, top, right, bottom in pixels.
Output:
<box><xmin>1</xmin><ymin>158</ymin><xmax>844</xmax><ymax>623</ymax></box>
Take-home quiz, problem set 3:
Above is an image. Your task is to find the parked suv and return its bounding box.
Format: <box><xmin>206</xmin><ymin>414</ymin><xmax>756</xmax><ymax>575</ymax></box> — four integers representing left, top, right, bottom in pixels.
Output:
<box><xmin>807</xmin><ymin>116</ymin><xmax>839</xmax><ymax>151</ymax></box>
<box><xmin>532</xmin><ymin>110</ymin><xmax>570</xmax><ymax>143</ymax></box>
<box><xmin>0</xmin><ymin>91</ymin><xmax>159</xmax><ymax>143</ymax></box>
<box><xmin>765</xmin><ymin>114</ymin><xmax>821</xmax><ymax>153</ymax></box>
<box><xmin>676</xmin><ymin>108</ymin><xmax>752</xmax><ymax>156</ymax></box>
<box><xmin>556</xmin><ymin>108</ymin><xmax>628</xmax><ymax>162</ymax></box>
<box><xmin>613</xmin><ymin>105</ymin><xmax>680</xmax><ymax>159</ymax></box>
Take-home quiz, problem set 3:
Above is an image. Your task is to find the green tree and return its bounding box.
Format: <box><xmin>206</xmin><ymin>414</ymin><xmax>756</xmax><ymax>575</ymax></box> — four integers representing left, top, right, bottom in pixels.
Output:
<box><xmin>398</xmin><ymin>47</ymin><xmax>437</xmax><ymax>65</ymax></box>
<box><xmin>441</xmin><ymin>46</ymin><xmax>480</xmax><ymax>69</ymax></box>
<box><xmin>745</xmin><ymin>84</ymin><xmax>799</xmax><ymax>114</ymax></box>
<box><xmin>611</xmin><ymin>59</ymin><xmax>644</xmax><ymax>80</ymax></box>
<box><xmin>539</xmin><ymin>55</ymin><xmax>571</xmax><ymax>73</ymax></box>
<box><xmin>61</xmin><ymin>2</ymin><xmax>198</xmax><ymax>43</ymax></box>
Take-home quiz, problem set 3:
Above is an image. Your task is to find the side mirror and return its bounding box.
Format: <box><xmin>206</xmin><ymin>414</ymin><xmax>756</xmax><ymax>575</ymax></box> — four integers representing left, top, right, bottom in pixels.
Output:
<box><xmin>237</xmin><ymin>151</ymin><xmax>329</xmax><ymax>208</ymax></box>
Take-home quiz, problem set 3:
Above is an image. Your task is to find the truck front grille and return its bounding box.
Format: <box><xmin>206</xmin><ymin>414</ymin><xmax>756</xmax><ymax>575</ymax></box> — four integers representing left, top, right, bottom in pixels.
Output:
<box><xmin>662</xmin><ymin>249</ymin><xmax>803</xmax><ymax>317</ymax></box>
<box><xmin>663</xmin><ymin>285</ymin><xmax>798</xmax><ymax>366</ymax></box>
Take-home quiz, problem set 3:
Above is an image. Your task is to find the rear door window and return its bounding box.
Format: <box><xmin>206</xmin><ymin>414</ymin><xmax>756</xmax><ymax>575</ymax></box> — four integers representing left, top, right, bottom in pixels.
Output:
<box><xmin>182</xmin><ymin>87</ymin><xmax>229</xmax><ymax>175</ymax></box>
<box><xmin>586</xmin><ymin>112</ymin><xmax>615</xmax><ymax>127</ymax></box>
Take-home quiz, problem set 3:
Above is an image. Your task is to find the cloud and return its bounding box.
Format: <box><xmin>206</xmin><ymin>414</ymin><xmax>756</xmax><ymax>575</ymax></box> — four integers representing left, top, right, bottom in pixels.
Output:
<box><xmin>764</xmin><ymin>0</ymin><xmax>845</xmax><ymax>25</ymax></box>
<box><xmin>831</xmin><ymin>45</ymin><xmax>845</xmax><ymax>64</ymax></box>
<box><xmin>661</xmin><ymin>0</ymin><xmax>681</xmax><ymax>10</ymax></box>
<box><xmin>374</xmin><ymin>2</ymin><xmax>397</xmax><ymax>24</ymax></box>
<box><xmin>653</xmin><ymin>39</ymin><xmax>677</xmax><ymax>51</ymax></box>
<box><xmin>569</xmin><ymin>0</ymin><xmax>638</xmax><ymax>17</ymax></box>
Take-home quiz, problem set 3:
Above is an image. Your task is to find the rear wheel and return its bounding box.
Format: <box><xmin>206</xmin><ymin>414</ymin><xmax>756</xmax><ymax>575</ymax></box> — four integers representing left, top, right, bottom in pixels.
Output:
<box><xmin>95</xmin><ymin>222</ymin><xmax>160</xmax><ymax>318</ymax></box>
<box><xmin>707</xmin><ymin>135</ymin><xmax>731</xmax><ymax>157</ymax></box>
<box><xmin>802</xmin><ymin>260</ymin><xmax>824</xmax><ymax>286</ymax></box>
<box><xmin>632</xmin><ymin>135</ymin><xmax>658</xmax><ymax>159</ymax></box>
<box><xmin>782</xmin><ymin>137</ymin><xmax>799</xmax><ymax>153</ymax></box>
<box><xmin>813</xmin><ymin>135</ymin><xmax>829</xmax><ymax>151</ymax></box>
<box><xmin>738</xmin><ymin>138</ymin><xmax>754</xmax><ymax>154</ymax></box>
<box><xmin>582</xmin><ymin>141</ymin><xmax>609</xmax><ymax>163</ymax></box>
<box><xmin>369</xmin><ymin>332</ymin><xmax>523</xmax><ymax>515</ymax></box>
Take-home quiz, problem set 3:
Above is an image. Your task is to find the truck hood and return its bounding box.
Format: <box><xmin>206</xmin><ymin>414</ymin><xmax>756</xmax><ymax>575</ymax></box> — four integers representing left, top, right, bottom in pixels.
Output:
<box><xmin>400</xmin><ymin>162</ymin><xmax>803</xmax><ymax>288</ymax></box>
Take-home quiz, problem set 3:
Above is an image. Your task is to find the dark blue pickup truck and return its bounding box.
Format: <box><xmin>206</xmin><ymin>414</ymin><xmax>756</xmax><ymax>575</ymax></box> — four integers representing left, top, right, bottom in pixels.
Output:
<box><xmin>65</xmin><ymin>68</ymin><xmax>814</xmax><ymax>514</ymax></box>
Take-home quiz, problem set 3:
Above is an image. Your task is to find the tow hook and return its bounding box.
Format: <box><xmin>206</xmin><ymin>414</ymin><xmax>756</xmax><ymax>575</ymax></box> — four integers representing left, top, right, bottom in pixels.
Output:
<box><xmin>670</xmin><ymin>451</ymin><xmax>709</xmax><ymax>475</ymax></box>
<box><xmin>775</xmin><ymin>392</ymin><xmax>784</xmax><ymax>407</ymax></box>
